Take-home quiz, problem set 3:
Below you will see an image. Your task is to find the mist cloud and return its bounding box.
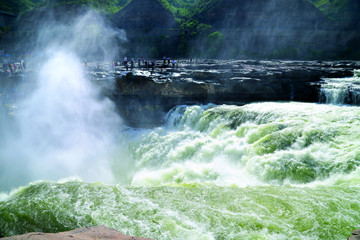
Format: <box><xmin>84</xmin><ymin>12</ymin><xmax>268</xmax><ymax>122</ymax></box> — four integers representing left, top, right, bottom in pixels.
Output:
<box><xmin>0</xmin><ymin>10</ymin><xmax>126</xmax><ymax>191</ymax></box>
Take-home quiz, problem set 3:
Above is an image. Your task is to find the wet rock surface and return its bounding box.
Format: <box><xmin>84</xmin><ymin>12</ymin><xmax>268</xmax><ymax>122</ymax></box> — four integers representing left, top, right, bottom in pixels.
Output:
<box><xmin>1</xmin><ymin>59</ymin><xmax>359</xmax><ymax>127</ymax></box>
<box><xmin>109</xmin><ymin>59</ymin><xmax>359</xmax><ymax>127</ymax></box>
<box><xmin>0</xmin><ymin>226</ymin><xmax>153</xmax><ymax>240</ymax></box>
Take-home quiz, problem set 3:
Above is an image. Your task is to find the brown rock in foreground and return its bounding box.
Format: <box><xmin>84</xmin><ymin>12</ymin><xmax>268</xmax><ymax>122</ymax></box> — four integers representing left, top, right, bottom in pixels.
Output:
<box><xmin>1</xmin><ymin>226</ymin><xmax>154</xmax><ymax>240</ymax></box>
<box><xmin>348</xmin><ymin>229</ymin><xmax>360</xmax><ymax>240</ymax></box>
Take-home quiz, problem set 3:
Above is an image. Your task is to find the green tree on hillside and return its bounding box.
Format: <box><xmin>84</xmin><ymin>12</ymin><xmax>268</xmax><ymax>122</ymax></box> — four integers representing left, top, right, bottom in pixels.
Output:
<box><xmin>205</xmin><ymin>31</ymin><xmax>224</xmax><ymax>58</ymax></box>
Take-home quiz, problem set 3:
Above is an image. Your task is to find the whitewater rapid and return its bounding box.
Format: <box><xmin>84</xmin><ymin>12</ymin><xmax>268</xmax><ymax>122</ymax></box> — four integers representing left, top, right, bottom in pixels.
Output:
<box><xmin>1</xmin><ymin>102</ymin><xmax>360</xmax><ymax>239</ymax></box>
<box><xmin>126</xmin><ymin>102</ymin><xmax>360</xmax><ymax>188</ymax></box>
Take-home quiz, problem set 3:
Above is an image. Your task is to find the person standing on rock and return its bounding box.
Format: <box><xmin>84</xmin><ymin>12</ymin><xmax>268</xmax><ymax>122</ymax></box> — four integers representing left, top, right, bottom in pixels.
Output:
<box><xmin>150</xmin><ymin>60</ymin><xmax>155</xmax><ymax>75</ymax></box>
<box><xmin>83</xmin><ymin>58</ymin><xmax>88</xmax><ymax>69</ymax></box>
<box><xmin>9</xmin><ymin>62</ymin><xmax>14</xmax><ymax>75</ymax></box>
<box><xmin>172</xmin><ymin>59</ymin><xmax>175</xmax><ymax>68</ymax></box>
<box><xmin>22</xmin><ymin>60</ymin><xmax>26</xmax><ymax>70</ymax></box>
<box><xmin>123</xmin><ymin>56</ymin><xmax>128</xmax><ymax>71</ymax></box>
<box><xmin>131</xmin><ymin>58</ymin><xmax>134</xmax><ymax>69</ymax></box>
<box><xmin>112</xmin><ymin>61</ymin><xmax>116</xmax><ymax>72</ymax></box>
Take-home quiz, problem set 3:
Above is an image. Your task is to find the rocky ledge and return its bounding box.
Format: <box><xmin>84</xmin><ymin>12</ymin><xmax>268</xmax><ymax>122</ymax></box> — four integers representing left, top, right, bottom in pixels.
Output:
<box><xmin>2</xmin><ymin>59</ymin><xmax>358</xmax><ymax>127</ymax></box>
<box><xmin>1</xmin><ymin>226</ymin><xmax>153</xmax><ymax>240</ymax></box>
<box><xmin>104</xmin><ymin>59</ymin><xmax>359</xmax><ymax>127</ymax></box>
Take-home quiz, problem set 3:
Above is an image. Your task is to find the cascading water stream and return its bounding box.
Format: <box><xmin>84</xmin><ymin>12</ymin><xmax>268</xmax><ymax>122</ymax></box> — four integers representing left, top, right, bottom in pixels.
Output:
<box><xmin>319</xmin><ymin>69</ymin><xmax>360</xmax><ymax>105</ymax></box>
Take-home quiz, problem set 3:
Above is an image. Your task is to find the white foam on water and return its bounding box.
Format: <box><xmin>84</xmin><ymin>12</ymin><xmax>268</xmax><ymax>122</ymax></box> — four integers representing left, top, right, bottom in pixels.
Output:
<box><xmin>126</xmin><ymin>102</ymin><xmax>360</xmax><ymax>188</ymax></box>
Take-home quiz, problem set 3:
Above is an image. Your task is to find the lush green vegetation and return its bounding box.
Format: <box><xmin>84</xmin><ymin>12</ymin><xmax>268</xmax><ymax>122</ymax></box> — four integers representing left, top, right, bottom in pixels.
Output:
<box><xmin>0</xmin><ymin>0</ymin><xmax>132</xmax><ymax>15</ymax></box>
<box><xmin>158</xmin><ymin>0</ymin><xmax>198</xmax><ymax>19</ymax></box>
<box><xmin>205</xmin><ymin>31</ymin><xmax>224</xmax><ymax>58</ymax></box>
<box><xmin>189</xmin><ymin>0</ymin><xmax>222</xmax><ymax>18</ymax></box>
<box><xmin>0</xmin><ymin>0</ymin><xmax>354</xmax><ymax>23</ymax></box>
<box><xmin>0</xmin><ymin>0</ymin><xmax>35</xmax><ymax>15</ymax></box>
<box><xmin>33</xmin><ymin>0</ymin><xmax>132</xmax><ymax>15</ymax></box>
<box><xmin>1</xmin><ymin>0</ymin><xmax>359</xmax><ymax>59</ymax></box>
<box><xmin>312</xmin><ymin>0</ymin><xmax>349</xmax><ymax>20</ymax></box>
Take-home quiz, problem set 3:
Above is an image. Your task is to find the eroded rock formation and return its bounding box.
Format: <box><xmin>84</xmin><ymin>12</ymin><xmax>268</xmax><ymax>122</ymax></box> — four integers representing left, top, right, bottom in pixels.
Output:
<box><xmin>107</xmin><ymin>59</ymin><xmax>359</xmax><ymax>127</ymax></box>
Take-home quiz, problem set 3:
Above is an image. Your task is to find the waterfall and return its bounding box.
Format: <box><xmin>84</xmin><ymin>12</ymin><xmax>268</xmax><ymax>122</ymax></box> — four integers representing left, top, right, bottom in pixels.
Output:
<box><xmin>319</xmin><ymin>70</ymin><xmax>360</xmax><ymax>105</ymax></box>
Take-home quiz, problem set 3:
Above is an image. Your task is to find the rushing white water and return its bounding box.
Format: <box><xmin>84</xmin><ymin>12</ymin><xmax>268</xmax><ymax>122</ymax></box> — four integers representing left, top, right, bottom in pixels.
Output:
<box><xmin>319</xmin><ymin>69</ymin><xmax>360</xmax><ymax>105</ymax></box>
<box><xmin>1</xmin><ymin>102</ymin><xmax>360</xmax><ymax>240</ymax></box>
<box><xmin>123</xmin><ymin>102</ymin><xmax>360</xmax><ymax>188</ymax></box>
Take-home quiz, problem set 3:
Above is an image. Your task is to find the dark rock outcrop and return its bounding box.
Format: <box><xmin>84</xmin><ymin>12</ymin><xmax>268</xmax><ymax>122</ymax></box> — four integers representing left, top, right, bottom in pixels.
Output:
<box><xmin>1</xmin><ymin>226</ymin><xmax>153</xmax><ymax>240</ymax></box>
<box><xmin>112</xmin><ymin>0</ymin><xmax>177</xmax><ymax>32</ymax></box>
<box><xmin>111</xmin><ymin>0</ymin><xmax>179</xmax><ymax>57</ymax></box>
<box><xmin>109</xmin><ymin>59</ymin><xmax>359</xmax><ymax>127</ymax></box>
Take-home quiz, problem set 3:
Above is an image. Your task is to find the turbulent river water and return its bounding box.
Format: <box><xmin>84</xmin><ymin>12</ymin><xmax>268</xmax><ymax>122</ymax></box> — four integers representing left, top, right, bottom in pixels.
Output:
<box><xmin>1</xmin><ymin>53</ymin><xmax>360</xmax><ymax>239</ymax></box>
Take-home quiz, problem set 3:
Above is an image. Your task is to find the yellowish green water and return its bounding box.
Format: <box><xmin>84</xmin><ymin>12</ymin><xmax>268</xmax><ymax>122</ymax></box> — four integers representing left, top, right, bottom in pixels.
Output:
<box><xmin>1</xmin><ymin>102</ymin><xmax>360</xmax><ymax>239</ymax></box>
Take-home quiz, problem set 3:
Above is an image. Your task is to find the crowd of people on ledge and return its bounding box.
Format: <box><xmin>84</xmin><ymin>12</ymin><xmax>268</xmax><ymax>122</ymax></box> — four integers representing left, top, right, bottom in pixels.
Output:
<box><xmin>1</xmin><ymin>53</ymin><xmax>182</xmax><ymax>78</ymax></box>
<box><xmin>116</xmin><ymin>55</ymin><xmax>177</xmax><ymax>72</ymax></box>
<box><xmin>1</xmin><ymin>59</ymin><xmax>26</xmax><ymax>77</ymax></box>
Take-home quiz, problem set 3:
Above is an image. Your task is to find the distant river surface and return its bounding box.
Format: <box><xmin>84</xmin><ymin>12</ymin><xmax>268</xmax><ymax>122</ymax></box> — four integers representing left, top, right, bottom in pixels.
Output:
<box><xmin>1</xmin><ymin>99</ymin><xmax>360</xmax><ymax>239</ymax></box>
